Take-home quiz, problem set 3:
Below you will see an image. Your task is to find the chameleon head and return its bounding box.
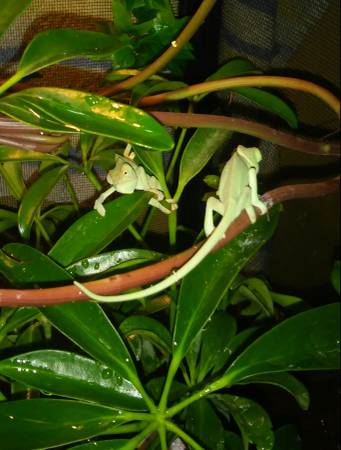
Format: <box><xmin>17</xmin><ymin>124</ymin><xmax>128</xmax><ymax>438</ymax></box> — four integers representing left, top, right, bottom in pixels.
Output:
<box><xmin>236</xmin><ymin>145</ymin><xmax>262</xmax><ymax>169</ymax></box>
<box><xmin>106</xmin><ymin>156</ymin><xmax>138</xmax><ymax>193</ymax></box>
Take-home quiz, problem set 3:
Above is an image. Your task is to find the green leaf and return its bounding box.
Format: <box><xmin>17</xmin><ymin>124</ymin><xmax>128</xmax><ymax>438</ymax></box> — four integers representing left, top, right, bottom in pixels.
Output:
<box><xmin>0</xmin><ymin>29</ymin><xmax>135</xmax><ymax>94</ymax></box>
<box><xmin>69</xmin><ymin>440</ymin><xmax>129</xmax><ymax>450</ymax></box>
<box><xmin>0</xmin><ymin>161</ymin><xmax>26</xmax><ymax>200</ymax></box>
<box><xmin>0</xmin><ymin>399</ymin><xmax>120</xmax><ymax>450</ymax></box>
<box><xmin>0</xmin><ymin>307</ymin><xmax>39</xmax><ymax>339</ymax></box>
<box><xmin>0</xmin><ymin>88</ymin><xmax>174</xmax><ymax>151</ymax></box>
<box><xmin>0</xmin><ymin>0</ymin><xmax>33</xmax><ymax>40</ymax></box>
<box><xmin>331</xmin><ymin>260</ymin><xmax>340</xmax><ymax>294</ymax></box>
<box><xmin>212</xmin><ymin>394</ymin><xmax>274</xmax><ymax>450</ymax></box>
<box><xmin>0</xmin><ymin>145</ymin><xmax>64</xmax><ymax>163</ymax></box>
<box><xmin>221</xmin><ymin>303</ymin><xmax>340</xmax><ymax>387</ymax></box>
<box><xmin>233</xmin><ymin>87</ymin><xmax>298</xmax><ymax>129</ymax></box>
<box><xmin>17</xmin><ymin>164</ymin><xmax>68</xmax><ymax>239</ymax></box>
<box><xmin>49</xmin><ymin>192</ymin><xmax>150</xmax><ymax>267</ymax></box>
<box><xmin>172</xmin><ymin>208</ymin><xmax>280</xmax><ymax>364</ymax></box>
<box><xmin>175</xmin><ymin>128</ymin><xmax>232</xmax><ymax>200</ymax></box>
<box><xmin>0</xmin><ymin>208</ymin><xmax>17</xmax><ymax>234</ymax></box>
<box><xmin>67</xmin><ymin>248</ymin><xmax>163</xmax><ymax>278</ymax></box>
<box><xmin>185</xmin><ymin>399</ymin><xmax>226</xmax><ymax>450</ymax></box>
<box><xmin>120</xmin><ymin>316</ymin><xmax>172</xmax><ymax>354</ymax></box>
<box><xmin>0</xmin><ymin>350</ymin><xmax>146</xmax><ymax>410</ymax></box>
<box><xmin>134</xmin><ymin>146</ymin><xmax>167</xmax><ymax>189</ymax></box>
<box><xmin>231</xmin><ymin>278</ymin><xmax>274</xmax><ymax>318</ymax></box>
<box><xmin>239</xmin><ymin>372</ymin><xmax>310</xmax><ymax>410</ymax></box>
<box><xmin>0</xmin><ymin>243</ymin><xmax>72</xmax><ymax>287</ymax></box>
<box><xmin>197</xmin><ymin>312</ymin><xmax>237</xmax><ymax>382</ymax></box>
<box><xmin>42</xmin><ymin>303</ymin><xmax>138</xmax><ymax>383</ymax></box>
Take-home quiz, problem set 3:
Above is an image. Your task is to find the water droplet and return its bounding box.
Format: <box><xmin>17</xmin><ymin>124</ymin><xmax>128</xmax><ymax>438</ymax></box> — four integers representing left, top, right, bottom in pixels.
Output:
<box><xmin>94</xmin><ymin>263</ymin><xmax>100</xmax><ymax>270</ymax></box>
<box><xmin>101</xmin><ymin>368</ymin><xmax>113</xmax><ymax>380</ymax></box>
<box><xmin>81</xmin><ymin>260</ymin><xmax>89</xmax><ymax>268</ymax></box>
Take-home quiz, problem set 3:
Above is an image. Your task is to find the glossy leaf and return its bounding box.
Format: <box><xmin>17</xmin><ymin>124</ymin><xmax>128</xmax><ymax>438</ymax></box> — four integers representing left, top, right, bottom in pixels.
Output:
<box><xmin>234</xmin><ymin>87</ymin><xmax>298</xmax><ymax>129</ymax></box>
<box><xmin>0</xmin><ymin>243</ymin><xmax>72</xmax><ymax>287</ymax></box>
<box><xmin>0</xmin><ymin>96</ymin><xmax>72</xmax><ymax>133</ymax></box>
<box><xmin>185</xmin><ymin>399</ymin><xmax>226</xmax><ymax>450</ymax></box>
<box><xmin>0</xmin><ymin>399</ymin><xmax>120</xmax><ymax>450</ymax></box>
<box><xmin>231</xmin><ymin>278</ymin><xmax>274</xmax><ymax>318</ymax></box>
<box><xmin>70</xmin><ymin>440</ymin><xmax>129</xmax><ymax>450</ymax></box>
<box><xmin>49</xmin><ymin>192</ymin><xmax>150</xmax><ymax>267</ymax></box>
<box><xmin>222</xmin><ymin>303</ymin><xmax>340</xmax><ymax>387</ymax></box>
<box><xmin>0</xmin><ymin>0</ymin><xmax>32</xmax><ymax>40</ymax></box>
<box><xmin>1</xmin><ymin>29</ymin><xmax>135</xmax><ymax>92</ymax></box>
<box><xmin>18</xmin><ymin>164</ymin><xmax>68</xmax><ymax>239</ymax></box>
<box><xmin>239</xmin><ymin>372</ymin><xmax>310</xmax><ymax>410</ymax></box>
<box><xmin>67</xmin><ymin>248</ymin><xmax>163</xmax><ymax>278</ymax></box>
<box><xmin>120</xmin><ymin>316</ymin><xmax>172</xmax><ymax>354</ymax></box>
<box><xmin>0</xmin><ymin>208</ymin><xmax>17</xmax><ymax>234</ymax></box>
<box><xmin>42</xmin><ymin>303</ymin><xmax>138</xmax><ymax>382</ymax></box>
<box><xmin>0</xmin><ymin>88</ymin><xmax>174</xmax><ymax>150</ymax></box>
<box><xmin>172</xmin><ymin>207</ymin><xmax>280</xmax><ymax>364</ymax></box>
<box><xmin>0</xmin><ymin>350</ymin><xmax>146</xmax><ymax>410</ymax></box>
<box><xmin>197</xmin><ymin>312</ymin><xmax>237</xmax><ymax>382</ymax></box>
<box><xmin>0</xmin><ymin>145</ymin><xmax>64</xmax><ymax>163</ymax></box>
<box><xmin>212</xmin><ymin>394</ymin><xmax>274</xmax><ymax>450</ymax></box>
<box><xmin>175</xmin><ymin>128</ymin><xmax>232</xmax><ymax>200</ymax></box>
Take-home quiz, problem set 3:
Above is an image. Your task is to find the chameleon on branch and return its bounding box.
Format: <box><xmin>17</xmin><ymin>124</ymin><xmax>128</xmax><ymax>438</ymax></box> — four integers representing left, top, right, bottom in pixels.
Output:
<box><xmin>74</xmin><ymin>145</ymin><xmax>268</xmax><ymax>303</ymax></box>
<box><xmin>94</xmin><ymin>144</ymin><xmax>177</xmax><ymax>217</ymax></box>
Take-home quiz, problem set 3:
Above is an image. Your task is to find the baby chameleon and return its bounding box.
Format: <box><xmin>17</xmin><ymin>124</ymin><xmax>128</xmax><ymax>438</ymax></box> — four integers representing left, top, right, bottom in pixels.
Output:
<box><xmin>75</xmin><ymin>145</ymin><xmax>268</xmax><ymax>303</ymax></box>
<box><xmin>94</xmin><ymin>145</ymin><xmax>177</xmax><ymax>216</ymax></box>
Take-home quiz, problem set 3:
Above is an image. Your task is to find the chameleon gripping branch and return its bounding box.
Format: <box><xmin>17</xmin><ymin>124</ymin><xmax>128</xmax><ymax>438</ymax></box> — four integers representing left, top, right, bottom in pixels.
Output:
<box><xmin>0</xmin><ymin>177</ymin><xmax>339</xmax><ymax>307</ymax></box>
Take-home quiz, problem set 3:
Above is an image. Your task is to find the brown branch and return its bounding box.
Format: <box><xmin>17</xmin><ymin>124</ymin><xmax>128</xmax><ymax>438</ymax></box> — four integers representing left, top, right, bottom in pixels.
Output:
<box><xmin>151</xmin><ymin>111</ymin><xmax>340</xmax><ymax>156</ymax></box>
<box><xmin>0</xmin><ymin>177</ymin><xmax>339</xmax><ymax>307</ymax></box>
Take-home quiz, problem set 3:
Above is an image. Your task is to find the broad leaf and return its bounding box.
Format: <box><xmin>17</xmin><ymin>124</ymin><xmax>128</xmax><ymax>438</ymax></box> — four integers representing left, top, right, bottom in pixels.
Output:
<box><xmin>172</xmin><ymin>207</ymin><xmax>280</xmax><ymax>365</ymax></box>
<box><xmin>0</xmin><ymin>350</ymin><xmax>146</xmax><ymax>410</ymax></box>
<box><xmin>49</xmin><ymin>192</ymin><xmax>150</xmax><ymax>267</ymax></box>
<box><xmin>0</xmin><ymin>243</ymin><xmax>72</xmax><ymax>287</ymax></box>
<box><xmin>69</xmin><ymin>440</ymin><xmax>129</xmax><ymax>450</ymax></box>
<box><xmin>212</xmin><ymin>394</ymin><xmax>274</xmax><ymax>450</ymax></box>
<box><xmin>0</xmin><ymin>29</ymin><xmax>135</xmax><ymax>94</ymax></box>
<box><xmin>0</xmin><ymin>399</ymin><xmax>120</xmax><ymax>450</ymax></box>
<box><xmin>273</xmin><ymin>425</ymin><xmax>302</xmax><ymax>450</ymax></box>
<box><xmin>42</xmin><ymin>303</ymin><xmax>138</xmax><ymax>383</ymax></box>
<box><xmin>0</xmin><ymin>0</ymin><xmax>32</xmax><ymax>40</ymax></box>
<box><xmin>239</xmin><ymin>372</ymin><xmax>310</xmax><ymax>410</ymax></box>
<box><xmin>0</xmin><ymin>161</ymin><xmax>25</xmax><ymax>200</ymax></box>
<box><xmin>221</xmin><ymin>303</ymin><xmax>340</xmax><ymax>387</ymax></box>
<box><xmin>0</xmin><ymin>89</ymin><xmax>174</xmax><ymax>151</ymax></box>
<box><xmin>18</xmin><ymin>164</ymin><xmax>68</xmax><ymax>239</ymax></box>
<box><xmin>185</xmin><ymin>399</ymin><xmax>226</xmax><ymax>450</ymax></box>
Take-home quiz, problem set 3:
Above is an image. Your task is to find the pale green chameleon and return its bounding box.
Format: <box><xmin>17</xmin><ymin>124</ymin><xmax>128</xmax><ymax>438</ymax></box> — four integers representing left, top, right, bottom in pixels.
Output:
<box><xmin>94</xmin><ymin>144</ymin><xmax>177</xmax><ymax>217</ymax></box>
<box><xmin>74</xmin><ymin>145</ymin><xmax>268</xmax><ymax>303</ymax></box>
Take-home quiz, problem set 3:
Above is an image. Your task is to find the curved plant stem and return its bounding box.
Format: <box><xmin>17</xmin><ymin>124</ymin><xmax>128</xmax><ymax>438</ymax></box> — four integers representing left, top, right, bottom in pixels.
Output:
<box><xmin>151</xmin><ymin>111</ymin><xmax>340</xmax><ymax>156</ymax></box>
<box><xmin>99</xmin><ymin>0</ymin><xmax>217</xmax><ymax>96</ymax></box>
<box><xmin>0</xmin><ymin>177</ymin><xmax>339</xmax><ymax>307</ymax></box>
<box><xmin>141</xmin><ymin>76</ymin><xmax>340</xmax><ymax>118</ymax></box>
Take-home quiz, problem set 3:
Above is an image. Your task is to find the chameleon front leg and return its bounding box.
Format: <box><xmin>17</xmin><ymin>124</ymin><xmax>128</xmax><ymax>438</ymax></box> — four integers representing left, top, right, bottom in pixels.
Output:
<box><xmin>94</xmin><ymin>185</ymin><xmax>116</xmax><ymax>216</ymax></box>
<box><xmin>204</xmin><ymin>197</ymin><xmax>225</xmax><ymax>236</ymax></box>
<box><xmin>248</xmin><ymin>166</ymin><xmax>268</xmax><ymax>216</ymax></box>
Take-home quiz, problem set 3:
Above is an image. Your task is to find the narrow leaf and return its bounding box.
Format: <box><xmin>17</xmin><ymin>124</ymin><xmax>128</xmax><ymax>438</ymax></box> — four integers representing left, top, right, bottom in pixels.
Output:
<box><xmin>175</xmin><ymin>128</ymin><xmax>232</xmax><ymax>200</ymax></box>
<box><xmin>18</xmin><ymin>164</ymin><xmax>68</xmax><ymax>239</ymax></box>
<box><xmin>173</xmin><ymin>208</ymin><xmax>280</xmax><ymax>364</ymax></box>
<box><xmin>0</xmin><ymin>161</ymin><xmax>26</xmax><ymax>200</ymax></box>
<box><xmin>0</xmin><ymin>145</ymin><xmax>63</xmax><ymax>163</ymax></box>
